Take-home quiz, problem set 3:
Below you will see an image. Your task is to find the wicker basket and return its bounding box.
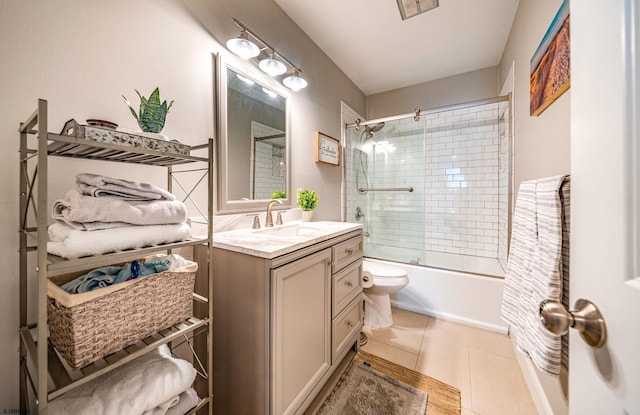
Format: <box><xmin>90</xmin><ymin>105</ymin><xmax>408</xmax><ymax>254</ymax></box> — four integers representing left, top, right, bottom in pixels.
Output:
<box><xmin>47</xmin><ymin>267</ymin><xmax>196</xmax><ymax>370</ymax></box>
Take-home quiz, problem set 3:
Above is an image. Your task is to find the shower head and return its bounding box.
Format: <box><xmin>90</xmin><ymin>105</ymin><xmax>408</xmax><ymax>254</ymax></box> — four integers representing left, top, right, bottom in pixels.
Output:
<box><xmin>367</xmin><ymin>122</ymin><xmax>385</xmax><ymax>133</ymax></box>
<box><xmin>360</xmin><ymin>122</ymin><xmax>385</xmax><ymax>142</ymax></box>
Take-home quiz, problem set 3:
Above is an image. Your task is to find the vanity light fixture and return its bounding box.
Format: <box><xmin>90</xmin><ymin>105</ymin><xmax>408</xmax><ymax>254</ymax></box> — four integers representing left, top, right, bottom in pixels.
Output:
<box><xmin>227</xmin><ymin>18</ymin><xmax>308</xmax><ymax>91</ymax></box>
<box><xmin>226</xmin><ymin>29</ymin><xmax>260</xmax><ymax>59</ymax></box>
<box><xmin>259</xmin><ymin>52</ymin><xmax>287</xmax><ymax>76</ymax></box>
<box><xmin>283</xmin><ymin>70</ymin><xmax>308</xmax><ymax>91</ymax></box>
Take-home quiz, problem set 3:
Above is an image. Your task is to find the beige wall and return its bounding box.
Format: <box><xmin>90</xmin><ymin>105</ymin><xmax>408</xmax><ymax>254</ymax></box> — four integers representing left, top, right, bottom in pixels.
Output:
<box><xmin>500</xmin><ymin>0</ymin><xmax>570</xmax><ymax>192</ymax></box>
<box><xmin>366</xmin><ymin>66</ymin><xmax>500</xmax><ymax>119</ymax></box>
<box><xmin>499</xmin><ymin>0</ymin><xmax>570</xmax><ymax>414</ymax></box>
<box><xmin>0</xmin><ymin>0</ymin><xmax>365</xmax><ymax>406</ymax></box>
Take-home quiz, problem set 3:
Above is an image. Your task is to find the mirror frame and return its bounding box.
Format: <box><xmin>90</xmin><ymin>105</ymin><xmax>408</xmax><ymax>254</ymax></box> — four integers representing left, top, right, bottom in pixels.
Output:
<box><xmin>216</xmin><ymin>54</ymin><xmax>292</xmax><ymax>213</ymax></box>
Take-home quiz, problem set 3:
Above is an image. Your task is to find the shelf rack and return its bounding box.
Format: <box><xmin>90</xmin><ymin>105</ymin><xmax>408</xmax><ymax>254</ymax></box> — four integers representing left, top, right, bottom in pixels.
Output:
<box><xmin>18</xmin><ymin>99</ymin><xmax>214</xmax><ymax>414</ymax></box>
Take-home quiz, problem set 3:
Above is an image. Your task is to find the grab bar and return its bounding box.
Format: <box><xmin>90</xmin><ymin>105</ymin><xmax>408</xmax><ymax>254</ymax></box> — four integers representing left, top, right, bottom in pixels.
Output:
<box><xmin>358</xmin><ymin>186</ymin><xmax>414</xmax><ymax>193</ymax></box>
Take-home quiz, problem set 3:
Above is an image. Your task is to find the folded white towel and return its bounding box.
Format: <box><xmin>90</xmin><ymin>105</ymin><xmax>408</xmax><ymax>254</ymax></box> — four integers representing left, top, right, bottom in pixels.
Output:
<box><xmin>501</xmin><ymin>175</ymin><xmax>569</xmax><ymax>377</ymax></box>
<box><xmin>48</xmin><ymin>345</ymin><xmax>196</xmax><ymax>415</ymax></box>
<box><xmin>53</xmin><ymin>189</ymin><xmax>187</xmax><ymax>230</ymax></box>
<box><xmin>76</xmin><ymin>173</ymin><xmax>176</xmax><ymax>201</ymax></box>
<box><xmin>48</xmin><ymin>222</ymin><xmax>191</xmax><ymax>259</ymax></box>
<box><xmin>165</xmin><ymin>388</ymin><xmax>199</xmax><ymax>415</ymax></box>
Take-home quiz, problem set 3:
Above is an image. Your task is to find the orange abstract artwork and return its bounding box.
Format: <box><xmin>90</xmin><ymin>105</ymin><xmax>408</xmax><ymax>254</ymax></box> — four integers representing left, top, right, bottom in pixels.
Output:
<box><xmin>530</xmin><ymin>0</ymin><xmax>570</xmax><ymax>116</ymax></box>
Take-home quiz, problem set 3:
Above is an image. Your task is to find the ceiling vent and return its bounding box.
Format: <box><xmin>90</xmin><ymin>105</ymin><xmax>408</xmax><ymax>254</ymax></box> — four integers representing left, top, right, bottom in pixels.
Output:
<box><xmin>396</xmin><ymin>0</ymin><xmax>439</xmax><ymax>20</ymax></box>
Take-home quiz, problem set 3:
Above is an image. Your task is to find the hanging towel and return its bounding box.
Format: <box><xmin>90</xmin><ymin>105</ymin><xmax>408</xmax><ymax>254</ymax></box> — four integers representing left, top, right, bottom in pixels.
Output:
<box><xmin>76</xmin><ymin>173</ymin><xmax>176</xmax><ymax>201</ymax></box>
<box><xmin>47</xmin><ymin>222</ymin><xmax>191</xmax><ymax>259</ymax></box>
<box><xmin>48</xmin><ymin>345</ymin><xmax>196</xmax><ymax>415</ymax></box>
<box><xmin>500</xmin><ymin>175</ymin><xmax>570</xmax><ymax>376</ymax></box>
<box><xmin>52</xmin><ymin>189</ymin><xmax>187</xmax><ymax>231</ymax></box>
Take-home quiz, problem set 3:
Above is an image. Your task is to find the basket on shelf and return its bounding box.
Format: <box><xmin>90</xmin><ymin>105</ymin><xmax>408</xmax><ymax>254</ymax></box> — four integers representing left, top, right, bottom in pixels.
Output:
<box><xmin>47</xmin><ymin>264</ymin><xmax>196</xmax><ymax>370</ymax></box>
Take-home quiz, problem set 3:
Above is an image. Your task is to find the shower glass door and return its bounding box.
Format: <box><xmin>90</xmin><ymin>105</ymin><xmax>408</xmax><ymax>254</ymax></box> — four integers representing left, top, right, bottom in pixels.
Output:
<box><xmin>345</xmin><ymin>118</ymin><xmax>426</xmax><ymax>264</ymax></box>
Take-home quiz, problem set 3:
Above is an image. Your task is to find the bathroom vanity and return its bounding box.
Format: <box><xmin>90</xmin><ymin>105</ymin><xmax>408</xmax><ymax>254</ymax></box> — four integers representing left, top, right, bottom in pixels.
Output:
<box><xmin>211</xmin><ymin>221</ymin><xmax>363</xmax><ymax>414</ymax></box>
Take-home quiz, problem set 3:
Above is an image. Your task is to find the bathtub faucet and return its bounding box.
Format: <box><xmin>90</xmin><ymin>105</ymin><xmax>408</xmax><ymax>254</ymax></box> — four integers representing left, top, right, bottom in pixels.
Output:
<box><xmin>355</xmin><ymin>206</ymin><xmax>365</xmax><ymax>221</ymax></box>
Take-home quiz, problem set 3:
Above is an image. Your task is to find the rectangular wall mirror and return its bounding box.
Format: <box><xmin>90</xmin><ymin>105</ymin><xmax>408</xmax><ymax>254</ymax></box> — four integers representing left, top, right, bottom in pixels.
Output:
<box><xmin>216</xmin><ymin>55</ymin><xmax>291</xmax><ymax>213</ymax></box>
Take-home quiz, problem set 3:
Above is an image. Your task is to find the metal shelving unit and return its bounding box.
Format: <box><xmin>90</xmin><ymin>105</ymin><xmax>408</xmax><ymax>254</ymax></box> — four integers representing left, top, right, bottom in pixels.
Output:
<box><xmin>18</xmin><ymin>99</ymin><xmax>214</xmax><ymax>414</ymax></box>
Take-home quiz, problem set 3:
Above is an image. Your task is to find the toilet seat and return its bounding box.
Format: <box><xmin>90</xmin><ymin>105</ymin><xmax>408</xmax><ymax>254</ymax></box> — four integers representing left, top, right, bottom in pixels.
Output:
<box><xmin>372</xmin><ymin>275</ymin><xmax>409</xmax><ymax>287</ymax></box>
<box><xmin>364</xmin><ymin>261</ymin><xmax>408</xmax><ymax>279</ymax></box>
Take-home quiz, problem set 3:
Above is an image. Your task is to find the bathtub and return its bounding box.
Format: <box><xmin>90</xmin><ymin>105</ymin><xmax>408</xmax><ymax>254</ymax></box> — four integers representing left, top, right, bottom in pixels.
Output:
<box><xmin>363</xmin><ymin>257</ymin><xmax>509</xmax><ymax>333</ymax></box>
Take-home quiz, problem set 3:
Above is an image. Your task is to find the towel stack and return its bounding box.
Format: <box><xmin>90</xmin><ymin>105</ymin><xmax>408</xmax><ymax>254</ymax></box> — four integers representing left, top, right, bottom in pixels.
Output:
<box><xmin>49</xmin><ymin>345</ymin><xmax>200</xmax><ymax>415</ymax></box>
<box><xmin>48</xmin><ymin>173</ymin><xmax>191</xmax><ymax>259</ymax></box>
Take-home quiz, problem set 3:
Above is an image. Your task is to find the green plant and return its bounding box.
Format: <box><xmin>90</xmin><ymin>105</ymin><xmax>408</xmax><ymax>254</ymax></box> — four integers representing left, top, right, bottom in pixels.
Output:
<box><xmin>122</xmin><ymin>87</ymin><xmax>174</xmax><ymax>133</ymax></box>
<box><xmin>297</xmin><ymin>189</ymin><xmax>319</xmax><ymax>211</ymax></box>
<box><xmin>271</xmin><ymin>190</ymin><xmax>287</xmax><ymax>199</ymax></box>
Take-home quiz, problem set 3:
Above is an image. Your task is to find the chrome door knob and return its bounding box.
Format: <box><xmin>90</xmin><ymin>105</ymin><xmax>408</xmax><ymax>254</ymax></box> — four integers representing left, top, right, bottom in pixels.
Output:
<box><xmin>539</xmin><ymin>298</ymin><xmax>607</xmax><ymax>348</ymax></box>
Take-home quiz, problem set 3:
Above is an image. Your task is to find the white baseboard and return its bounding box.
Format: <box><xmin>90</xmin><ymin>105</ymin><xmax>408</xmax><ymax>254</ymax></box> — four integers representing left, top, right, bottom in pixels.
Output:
<box><xmin>515</xmin><ymin>351</ymin><xmax>555</xmax><ymax>415</ymax></box>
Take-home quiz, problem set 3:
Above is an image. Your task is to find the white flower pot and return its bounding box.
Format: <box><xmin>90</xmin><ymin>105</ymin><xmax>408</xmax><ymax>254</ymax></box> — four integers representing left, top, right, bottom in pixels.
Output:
<box><xmin>302</xmin><ymin>210</ymin><xmax>314</xmax><ymax>222</ymax></box>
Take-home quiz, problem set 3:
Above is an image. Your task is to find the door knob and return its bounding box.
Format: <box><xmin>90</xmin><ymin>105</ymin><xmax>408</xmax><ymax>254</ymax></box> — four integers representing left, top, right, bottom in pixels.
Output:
<box><xmin>539</xmin><ymin>299</ymin><xmax>607</xmax><ymax>348</ymax></box>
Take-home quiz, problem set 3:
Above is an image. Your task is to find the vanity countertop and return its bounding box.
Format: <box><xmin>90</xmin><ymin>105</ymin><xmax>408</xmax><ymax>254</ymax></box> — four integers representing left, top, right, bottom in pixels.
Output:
<box><xmin>212</xmin><ymin>221</ymin><xmax>363</xmax><ymax>259</ymax></box>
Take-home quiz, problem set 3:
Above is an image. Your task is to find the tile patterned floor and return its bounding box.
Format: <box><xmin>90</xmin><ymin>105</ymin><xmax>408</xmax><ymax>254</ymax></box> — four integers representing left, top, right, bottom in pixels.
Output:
<box><xmin>360</xmin><ymin>307</ymin><xmax>538</xmax><ymax>415</ymax></box>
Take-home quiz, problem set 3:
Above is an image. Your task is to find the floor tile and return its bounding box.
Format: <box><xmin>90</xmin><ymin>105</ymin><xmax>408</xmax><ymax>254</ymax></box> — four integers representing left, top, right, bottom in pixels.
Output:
<box><xmin>424</xmin><ymin>317</ymin><xmax>515</xmax><ymax>359</ymax></box>
<box><xmin>363</xmin><ymin>308</ymin><xmax>428</xmax><ymax>354</ymax></box>
<box><xmin>389</xmin><ymin>307</ymin><xmax>429</xmax><ymax>331</ymax></box>
<box><xmin>416</xmin><ymin>335</ymin><xmax>473</xmax><ymax>410</ymax></box>
<box><xmin>469</xmin><ymin>348</ymin><xmax>537</xmax><ymax>415</ymax></box>
<box><xmin>461</xmin><ymin>408</ymin><xmax>480</xmax><ymax>415</ymax></box>
<box><xmin>359</xmin><ymin>338</ymin><xmax>419</xmax><ymax>370</ymax></box>
<box><xmin>362</xmin><ymin>324</ymin><xmax>425</xmax><ymax>354</ymax></box>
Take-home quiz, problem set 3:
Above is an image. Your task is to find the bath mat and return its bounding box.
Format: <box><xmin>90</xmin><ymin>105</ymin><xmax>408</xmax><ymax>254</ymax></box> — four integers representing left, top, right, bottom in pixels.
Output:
<box><xmin>317</xmin><ymin>350</ymin><xmax>461</xmax><ymax>415</ymax></box>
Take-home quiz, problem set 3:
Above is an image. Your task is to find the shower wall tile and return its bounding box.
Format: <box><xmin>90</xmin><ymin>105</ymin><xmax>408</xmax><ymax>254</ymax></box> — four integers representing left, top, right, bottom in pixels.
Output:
<box><xmin>423</xmin><ymin>102</ymin><xmax>501</xmax><ymax>259</ymax></box>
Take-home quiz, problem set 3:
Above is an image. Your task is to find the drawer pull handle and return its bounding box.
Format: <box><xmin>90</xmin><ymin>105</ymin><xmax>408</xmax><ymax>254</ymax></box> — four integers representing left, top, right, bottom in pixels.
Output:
<box><xmin>346</xmin><ymin>248</ymin><xmax>354</xmax><ymax>255</ymax></box>
<box><xmin>346</xmin><ymin>320</ymin><xmax>354</xmax><ymax>328</ymax></box>
<box><xmin>345</xmin><ymin>280</ymin><xmax>353</xmax><ymax>287</ymax></box>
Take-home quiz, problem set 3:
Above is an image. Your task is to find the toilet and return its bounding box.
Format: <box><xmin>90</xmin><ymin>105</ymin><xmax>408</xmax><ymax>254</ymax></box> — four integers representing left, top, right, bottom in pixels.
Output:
<box><xmin>362</xmin><ymin>260</ymin><xmax>409</xmax><ymax>328</ymax></box>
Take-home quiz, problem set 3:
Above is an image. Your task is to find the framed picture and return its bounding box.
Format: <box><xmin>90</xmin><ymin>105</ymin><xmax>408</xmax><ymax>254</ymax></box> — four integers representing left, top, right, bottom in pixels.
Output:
<box><xmin>530</xmin><ymin>0</ymin><xmax>570</xmax><ymax>116</ymax></box>
<box><xmin>314</xmin><ymin>132</ymin><xmax>340</xmax><ymax>166</ymax></box>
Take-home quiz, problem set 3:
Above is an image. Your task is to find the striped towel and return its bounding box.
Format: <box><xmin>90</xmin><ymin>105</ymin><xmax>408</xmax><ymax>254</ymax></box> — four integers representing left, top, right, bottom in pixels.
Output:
<box><xmin>501</xmin><ymin>175</ymin><xmax>570</xmax><ymax>376</ymax></box>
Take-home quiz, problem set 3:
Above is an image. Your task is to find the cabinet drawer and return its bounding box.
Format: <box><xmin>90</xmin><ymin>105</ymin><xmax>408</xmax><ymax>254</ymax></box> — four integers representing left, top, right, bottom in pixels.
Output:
<box><xmin>332</xmin><ymin>260</ymin><xmax>362</xmax><ymax>318</ymax></box>
<box><xmin>332</xmin><ymin>295</ymin><xmax>363</xmax><ymax>364</ymax></box>
<box><xmin>332</xmin><ymin>236</ymin><xmax>363</xmax><ymax>273</ymax></box>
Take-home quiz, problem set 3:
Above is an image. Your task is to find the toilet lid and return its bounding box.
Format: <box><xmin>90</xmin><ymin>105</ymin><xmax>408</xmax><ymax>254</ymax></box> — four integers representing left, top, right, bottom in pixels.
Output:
<box><xmin>363</xmin><ymin>261</ymin><xmax>407</xmax><ymax>278</ymax></box>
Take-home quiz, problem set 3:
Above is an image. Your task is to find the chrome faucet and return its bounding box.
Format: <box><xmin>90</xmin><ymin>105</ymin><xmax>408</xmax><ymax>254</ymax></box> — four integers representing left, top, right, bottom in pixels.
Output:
<box><xmin>265</xmin><ymin>199</ymin><xmax>283</xmax><ymax>227</ymax></box>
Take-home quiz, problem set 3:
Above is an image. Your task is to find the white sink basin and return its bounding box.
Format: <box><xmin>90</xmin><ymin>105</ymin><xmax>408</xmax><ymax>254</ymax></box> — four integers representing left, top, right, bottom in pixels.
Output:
<box><xmin>253</xmin><ymin>223</ymin><xmax>323</xmax><ymax>237</ymax></box>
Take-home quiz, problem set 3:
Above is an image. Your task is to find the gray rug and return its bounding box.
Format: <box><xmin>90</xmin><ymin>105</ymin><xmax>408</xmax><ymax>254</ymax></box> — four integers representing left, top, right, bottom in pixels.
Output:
<box><xmin>317</xmin><ymin>359</ymin><xmax>428</xmax><ymax>414</ymax></box>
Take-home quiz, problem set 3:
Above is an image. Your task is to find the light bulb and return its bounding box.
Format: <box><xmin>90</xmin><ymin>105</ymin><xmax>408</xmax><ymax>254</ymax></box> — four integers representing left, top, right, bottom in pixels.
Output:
<box><xmin>283</xmin><ymin>72</ymin><xmax>308</xmax><ymax>91</ymax></box>
<box><xmin>259</xmin><ymin>55</ymin><xmax>287</xmax><ymax>76</ymax></box>
<box><xmin>226</xmin><ymin>31</ymin><xmax>260</xmax><ymax>59</ymax></box>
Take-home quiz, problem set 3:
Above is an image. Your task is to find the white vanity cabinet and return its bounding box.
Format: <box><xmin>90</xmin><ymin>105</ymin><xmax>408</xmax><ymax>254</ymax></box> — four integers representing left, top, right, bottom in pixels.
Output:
<box><xmin>212</xmin><ymin>226</ymin><xmax>363</xmax><ymax>415</ymax></box>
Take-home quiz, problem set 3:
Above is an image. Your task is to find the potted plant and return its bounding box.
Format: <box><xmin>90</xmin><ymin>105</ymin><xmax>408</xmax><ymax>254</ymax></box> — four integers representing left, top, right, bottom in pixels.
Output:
<box><xmin>297</xmin><ymin>189</ymin><xmax>319</xmax><ymax>222</ymax></box>
<box><xmin>122</xmin><ymin>87</ymin><xmax>173</xmax><ymax>140</ymax></box>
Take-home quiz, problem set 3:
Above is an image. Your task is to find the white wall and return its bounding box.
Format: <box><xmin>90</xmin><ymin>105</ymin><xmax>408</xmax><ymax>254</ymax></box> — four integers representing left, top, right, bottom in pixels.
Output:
<box><xmin>0</xmin><ymin>0</ymin><xmax>365</xmax><ymax>407</ymax></box>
